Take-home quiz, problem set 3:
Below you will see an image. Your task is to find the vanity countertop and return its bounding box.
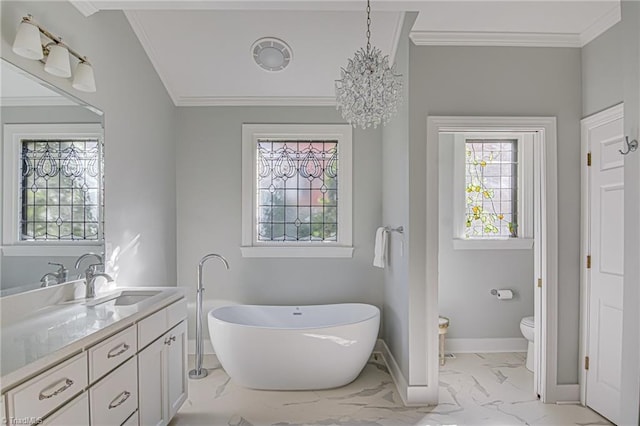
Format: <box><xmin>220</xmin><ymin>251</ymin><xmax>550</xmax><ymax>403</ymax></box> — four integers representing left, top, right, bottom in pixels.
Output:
<box><xmin>0</xmin><ymin>286</ymin><xmax>185</xmax><ymax>393</ymax></box>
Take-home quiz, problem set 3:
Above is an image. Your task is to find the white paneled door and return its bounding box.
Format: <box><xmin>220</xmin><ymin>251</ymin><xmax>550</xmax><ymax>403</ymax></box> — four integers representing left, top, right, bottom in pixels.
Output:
<box><xmin>585</xmin><ymin>105</ymin><xmax>624</xmax><ymax>425</ymax></box>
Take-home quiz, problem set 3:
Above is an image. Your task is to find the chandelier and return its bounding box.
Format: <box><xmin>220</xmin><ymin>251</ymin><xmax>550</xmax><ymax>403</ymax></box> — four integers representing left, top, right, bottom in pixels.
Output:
<box><xmin>335</xmin><ymin>0</ymin><xmax>402</xmax><ymax>129</ymax></box>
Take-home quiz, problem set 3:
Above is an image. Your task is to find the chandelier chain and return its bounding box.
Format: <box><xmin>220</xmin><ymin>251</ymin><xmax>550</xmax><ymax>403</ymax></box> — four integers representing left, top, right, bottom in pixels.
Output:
<box><xmin>366</xmin><ymin>0</ymin><xmax>371</xmax><ymax>53</ymax></box>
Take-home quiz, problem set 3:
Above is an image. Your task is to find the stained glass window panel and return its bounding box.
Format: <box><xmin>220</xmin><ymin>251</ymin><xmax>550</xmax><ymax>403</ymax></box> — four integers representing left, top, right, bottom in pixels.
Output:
<box><xmin>256</xmin><ymin>140</ymin><xmax>338</xmax><ymax>242</ymax></box>
<box><xmin>465</xmin><ymin>139</ymin><xmax>518</xmax><ymax>238</ymax></box>
<box><xmin>20</xmin><ymin>139</ymin><xmax>101</xmax><ymax>241</ymax></box>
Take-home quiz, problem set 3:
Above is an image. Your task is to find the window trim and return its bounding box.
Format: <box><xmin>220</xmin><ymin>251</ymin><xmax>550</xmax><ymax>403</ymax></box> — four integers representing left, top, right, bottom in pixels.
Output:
<box><xmin>2</xmin><ymin>123</ymin><xmax>104</xmax><ymax>254</ymax></box>
<box><xmin>452</xmin><ymin>132</ymin><xmax>534</xmax><ymax>250</ymax></box>
<box><xmin>241</xmin><ymin>124</ymin><xmax>353</xmax><ymax>258</ymax></box>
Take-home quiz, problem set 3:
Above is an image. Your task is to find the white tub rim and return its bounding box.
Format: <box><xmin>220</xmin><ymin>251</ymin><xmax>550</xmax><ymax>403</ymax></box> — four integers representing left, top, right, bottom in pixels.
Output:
<box><xmin>208</xmin><ymin>303</ymin><xmax>380</xmax><ymax>331</ymax></box>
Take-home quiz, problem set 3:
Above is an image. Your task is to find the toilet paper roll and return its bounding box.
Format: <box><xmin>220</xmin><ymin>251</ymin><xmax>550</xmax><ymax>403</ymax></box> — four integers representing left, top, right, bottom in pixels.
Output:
<box><xmin>496</xmin><ymin>289</ymin><xmax>513</xmax><ymax>300</ymax></box>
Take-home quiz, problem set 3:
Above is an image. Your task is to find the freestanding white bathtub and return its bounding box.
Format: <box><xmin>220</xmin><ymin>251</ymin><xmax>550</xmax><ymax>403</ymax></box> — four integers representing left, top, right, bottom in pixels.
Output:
<box><xmin>208</xmin><ymin>303</ymin><xmax>380</xmax><ymax>390</ymax></box>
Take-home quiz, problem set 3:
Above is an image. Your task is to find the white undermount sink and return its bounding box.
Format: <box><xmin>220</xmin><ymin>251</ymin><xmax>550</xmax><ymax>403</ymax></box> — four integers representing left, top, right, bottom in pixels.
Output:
<box><xmin>87</xmin><ymin>290</ymin><xmax>161</xmax><ymax>307</ymax></box>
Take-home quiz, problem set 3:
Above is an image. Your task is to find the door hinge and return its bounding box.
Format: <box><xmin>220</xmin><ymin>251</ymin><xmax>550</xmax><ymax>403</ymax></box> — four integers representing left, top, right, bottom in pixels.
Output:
<box><xmin>587</xmin><ymin>152</ymin><xmax>592</xmax><ymax>166</ymax></box>
<box><xmin>585</xmin><ymin>356</ymin><xmax>590</xmax><ymax>370</ymax></box>
<box><xmin>587</xmin><ymin>255</ymin><xmax>591</xmax><ymax>269</ymax></box>
<box><xmin>537</xmin><ymin>278</ymin><xmax>542</xmax><ymax>288</ymax></box>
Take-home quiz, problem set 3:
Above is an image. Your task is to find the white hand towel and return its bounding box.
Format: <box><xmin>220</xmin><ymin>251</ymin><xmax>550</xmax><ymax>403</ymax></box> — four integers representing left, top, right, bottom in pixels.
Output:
<box><xmin>373</xmin><ymin>227</ymin><xmax>388</xmax><ymax>268</ymax></box>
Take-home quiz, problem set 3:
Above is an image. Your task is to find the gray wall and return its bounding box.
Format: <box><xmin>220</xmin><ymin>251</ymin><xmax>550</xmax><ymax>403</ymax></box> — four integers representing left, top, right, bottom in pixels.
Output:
<box><xmin>175</xmin><ymin>106</ymin><xmax>383</xmax><ymax>343</ymax></box>
<box><xmin>409</xmin><ymin>46</ymin><xmax>582</xmax><ymax>384</ymax></box>
<box><xmin>581</xmin><ymin>3</ymin><xmax>640</xmax><ymax>422</ymax></box>
<box><xmin>0</xmin><ymin>105</ymin><xmax>102</xmax><ymax>289</ymax></box>
<box><xmin>620</xmin><ymin>1</ymin><xmax>640</xmax><ymax>424</ymax></box>
<box><xmin>582</xmin><ymin>22</ymin><xmax>624</xmax><ymax>117</ymax></box>
<box><xmin>1</xmin><ymin>2</ymin><xmax>177</xmax><ymax>288</ymax></box>
<box><xmin>438</xmin><ymin>135</ymin><xmax>534</xmax><ymax>339</ymax></box>
<box><xmin>381</xmin><ymin>14</ymin><xmax>414</xmax><ymax>380</ymax></box>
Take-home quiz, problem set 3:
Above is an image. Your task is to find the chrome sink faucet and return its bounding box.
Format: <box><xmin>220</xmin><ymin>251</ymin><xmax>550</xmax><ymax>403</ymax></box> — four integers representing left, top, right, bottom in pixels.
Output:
<box><xmin>74</xmin><ymin>252</ymin><xmax>103</xmax><ymax>275</ymax></box>
<box><xmin>40</xmin><ymin>262</ymin><xmax>69</xmax><ymax>287</ymax></box>
<box><xmin>84</xmin><ymin>263</ymin><xmax>113</xmax><ymax>299</ymax></box>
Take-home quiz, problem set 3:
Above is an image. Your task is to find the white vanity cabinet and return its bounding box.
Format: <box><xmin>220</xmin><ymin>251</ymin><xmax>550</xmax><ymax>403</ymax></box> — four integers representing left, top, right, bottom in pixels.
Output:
<box><xmin>1</xmin><ymin>292</ymin><xmax>187</xmax><ymax>426</ymax></box>
<box><xmin>138</xmin><ymin>300</ymin><xmax>187</xmax><ymax>426</ymax></box>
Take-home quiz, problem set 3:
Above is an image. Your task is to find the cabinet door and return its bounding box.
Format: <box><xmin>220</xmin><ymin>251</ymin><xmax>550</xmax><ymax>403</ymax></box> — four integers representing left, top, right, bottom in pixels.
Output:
<box><xmin>167</xmin><ymin>321</ymin><xmax>187</xmax><ymax>419</ymax></box>
<box><xmin>41</xmin><ymin>393</ymin><xmax>89</xmax><ymax>426</ymax></box>
<box><xmin>138</xmin><ymin>335</ymin><xmax>167</xmax><ymax>426</ymax></box>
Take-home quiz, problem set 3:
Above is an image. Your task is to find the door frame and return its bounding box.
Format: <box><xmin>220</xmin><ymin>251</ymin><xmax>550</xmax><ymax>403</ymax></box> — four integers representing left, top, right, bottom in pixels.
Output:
<box><xmin>579</xmin><ymin>102</ymin><xmax>624</xmax><ymax>405</ymax></box>
<box><xmin>426</xmin><ymin>116</ymin><xmax>560</xmax><ymax>403</ymax></box>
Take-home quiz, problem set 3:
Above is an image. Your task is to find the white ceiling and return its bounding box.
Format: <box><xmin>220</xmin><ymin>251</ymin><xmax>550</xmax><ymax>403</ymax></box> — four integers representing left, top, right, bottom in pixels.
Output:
<box><xmin>71</xmin><ymin>0</ymin><xmax>621</xmax><ymax>106</ymax></box>
<box><xmin>125</xmin><ymin>9</ymin><xmax>403</xmax><ymax>106</ymax></box>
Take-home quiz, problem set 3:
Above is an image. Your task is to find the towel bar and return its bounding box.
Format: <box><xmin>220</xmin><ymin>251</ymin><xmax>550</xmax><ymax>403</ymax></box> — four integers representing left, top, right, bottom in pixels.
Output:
<box><xmin>384</xmin><ymin>226</ymin><xmax>404</xmax><ymax>234</ymax></box>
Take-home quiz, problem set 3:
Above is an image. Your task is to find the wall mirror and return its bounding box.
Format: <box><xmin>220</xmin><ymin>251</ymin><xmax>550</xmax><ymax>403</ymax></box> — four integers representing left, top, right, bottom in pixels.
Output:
<box><xmin>0</xmin><ymin>58</ymin><xmax>104</xmax><ymax>296</ymax></box>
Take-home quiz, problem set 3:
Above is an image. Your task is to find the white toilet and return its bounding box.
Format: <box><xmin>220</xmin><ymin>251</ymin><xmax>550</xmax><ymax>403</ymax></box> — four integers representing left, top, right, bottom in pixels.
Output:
<box><xmin>520</xmin><ymin>316</ymin><xmax>535</xmax><ymax>372</ymax></box>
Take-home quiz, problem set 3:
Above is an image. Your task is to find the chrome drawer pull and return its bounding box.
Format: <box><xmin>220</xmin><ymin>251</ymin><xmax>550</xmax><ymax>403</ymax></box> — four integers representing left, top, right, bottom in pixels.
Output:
<box><xmin>108</xmin><ymin>390</ymin><xmax>131</xmax><ymax>409</ymax></box>
<box><xmin>38</xmin><ymin>378</ymin><xmax>74</xmax><ymax>400</ymax></box>
<box><xmin>107</xmin><ymin>343</ymin><xmax>130</xmax><ymax>358</ymax></box>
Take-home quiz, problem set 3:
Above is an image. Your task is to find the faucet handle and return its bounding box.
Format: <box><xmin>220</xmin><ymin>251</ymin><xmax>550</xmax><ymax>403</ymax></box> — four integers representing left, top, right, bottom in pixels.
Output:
<box><xmin>47</xmin><ymin>262</ymin><xmax>69</xmax><ymax>284</ymax></box>
<box><xmin>87</xmin><ymin>263</ymin><xmax>103</xmax><ymax>273</ymax></box>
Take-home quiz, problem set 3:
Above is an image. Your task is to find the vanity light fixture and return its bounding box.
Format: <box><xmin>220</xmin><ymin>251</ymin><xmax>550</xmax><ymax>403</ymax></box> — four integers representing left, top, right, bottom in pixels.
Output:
<box><xmin>12</xmin><ymin>15</ymin><xmax>97</xmax><ymax>93</ymax></box>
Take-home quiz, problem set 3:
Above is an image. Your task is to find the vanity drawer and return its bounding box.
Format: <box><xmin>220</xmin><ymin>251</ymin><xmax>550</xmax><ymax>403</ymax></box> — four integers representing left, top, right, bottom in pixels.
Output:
<box><xmin>167</xmin><ymin>298</ymin><xmax>187</xmax><ymax>328</ymax></box>
<box><xmin>138</xmin><ymin>308</ymin><xmax>168</xmax><ymax>350</ymax></box>
<box><xmin>122</xmin><ymin>410</ymin><xmax>139</xmax><ymax>426</ymax></box>
<box><xmin>7</xmin><ymin>352</ymin><xmax>88</xmax><ymax>421</ymax></box>
<box><xmin>41</xmin><ymin>392</ymin><xmax>89</xmax><ymax>426</ymax></box>
<box><xmin>89</xmin><ymin>325</ymin><xmax>137</xmax><ymax>383</ymax></box>
<box><xmin>90</xmin><ymin>356</ymin><xmax>138</xmax><ymax>426</ymax></box>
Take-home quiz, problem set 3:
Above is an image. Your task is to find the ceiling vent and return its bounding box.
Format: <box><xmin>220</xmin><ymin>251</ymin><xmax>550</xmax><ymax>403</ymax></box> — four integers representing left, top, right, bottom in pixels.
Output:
<box><xmin>251</xmin><ymin>37</ymin><xmax>292</xmax><ymax>72</ymax></box>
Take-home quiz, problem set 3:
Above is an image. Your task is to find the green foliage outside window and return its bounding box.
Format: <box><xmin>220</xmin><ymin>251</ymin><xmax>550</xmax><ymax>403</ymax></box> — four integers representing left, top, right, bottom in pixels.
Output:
<box><xmin>465</xmin><ymin>140</ymin><xmax>517</xmax><ymax>238</ymax></box>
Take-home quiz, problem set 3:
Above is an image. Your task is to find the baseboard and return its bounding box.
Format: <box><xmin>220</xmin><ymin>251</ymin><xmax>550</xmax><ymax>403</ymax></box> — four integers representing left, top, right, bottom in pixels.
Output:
<box><xmin>553</xmin><ymin>384</ymin><xmax>580</xmax><ymax>404</ymax></box>
<box><xmin>374</xmin><ymin>339</ymin><xmax>434</xmax><ymax>406</ymax></box>
<box><xmin>188</xmin><ymin>338</ymin><xmax>215</xmax><ymax>355</ymax></box>
<box><xmin>446</xmin><ymin>337</ymin><xmax>528</xmax><ymax>353</ymax></box>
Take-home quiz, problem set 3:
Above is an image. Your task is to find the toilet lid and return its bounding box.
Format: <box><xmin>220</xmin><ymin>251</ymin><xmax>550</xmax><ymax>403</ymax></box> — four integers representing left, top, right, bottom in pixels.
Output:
<box><xmin>521</xmin><ymin>316</ymin><xmax>534</xmax><ymax>327</ymax></box>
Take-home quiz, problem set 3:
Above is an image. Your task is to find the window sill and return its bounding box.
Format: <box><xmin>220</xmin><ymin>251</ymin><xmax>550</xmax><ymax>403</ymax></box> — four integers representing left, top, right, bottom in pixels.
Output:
<box><xmin>240</xmin><ymin>246</ymin><xmax>354</xmax><ymax>258</ymax></box>
<box><xmin>452</xmin><ymin>238</ymin><xmax>534</xmax><ymax>250</ymax></box>
<box><xmin>1</xmin><ymin>243</ymin><xmax>103</xmax><ymax>257</ymax></box>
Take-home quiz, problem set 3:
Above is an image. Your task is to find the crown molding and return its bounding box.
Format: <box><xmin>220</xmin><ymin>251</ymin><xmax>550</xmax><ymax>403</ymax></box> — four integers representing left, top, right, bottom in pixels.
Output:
<box><xmin>124</xmin><ymin>10</ymin><xmax>181</xmax><ymax>106</ymax></box>
<box><xmin>579</xmin><ymin>3</ymin><xmax>621</xmax><ymax>46</ymax></box>
<box><xmin>389</xmin><ymin>12</ymin><xmax>406</xmax><ymax>66</ymax></box>
<box><xmin>409</xmin><ymin>31</ymin><xmax>582</xmax><ymax>48</ymax></box>
<box><xmin>0</xmin><ymin>97</ymin><xmax>77</xmax><ymax>107</ymax></box>
<box><xmin>176</xmin><ymin>96</ymin><xmax>337</xmax><ymax>107</ymax></box>
<box><xmin>68</xmin><ymin>1</ymin><xmax>99</xmax><ymax>17</ymax></box>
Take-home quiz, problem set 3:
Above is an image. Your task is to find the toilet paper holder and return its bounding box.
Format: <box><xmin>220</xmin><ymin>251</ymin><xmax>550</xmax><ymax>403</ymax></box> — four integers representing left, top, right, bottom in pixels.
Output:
<box><xmin>490</xmin><ymin>289</ymin><xmax>514</xmax><ymax>299</ymax></box>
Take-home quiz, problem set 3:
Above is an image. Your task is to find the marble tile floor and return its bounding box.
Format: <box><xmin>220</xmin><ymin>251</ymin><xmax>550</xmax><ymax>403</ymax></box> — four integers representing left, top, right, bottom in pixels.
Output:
<box><xmin>170</xmin><ymin>352</ymin><xmax>610</xmax><ymax>426</ymax></box>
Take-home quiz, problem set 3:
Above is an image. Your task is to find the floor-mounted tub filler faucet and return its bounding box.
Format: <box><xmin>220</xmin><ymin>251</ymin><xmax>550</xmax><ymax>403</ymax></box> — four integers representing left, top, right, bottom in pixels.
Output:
<box><xmin>189</xmin><ymin>253</ymin><xmax>230</xmax><ymax>380</ymax></box>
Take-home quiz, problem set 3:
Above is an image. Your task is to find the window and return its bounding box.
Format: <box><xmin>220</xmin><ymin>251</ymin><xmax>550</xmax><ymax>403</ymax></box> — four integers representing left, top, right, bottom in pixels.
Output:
<box><xmin>453</xmin><ymin>132</ymin><xmax>533</xmax><ymax>249</ymax></box>
<box><xmin>242</xmin><ymin>124</ymin><xmax>353</xmax><ymax>257</ymax></box>
<box><xmin>464</xmin><ymin>139</ymin><xmax>518</xmax><ymax>238</ymax></box>
<box><xmin>2</xmin><ymin>124</ymin><xmax>104</xmax><ymax>253</ymax></box>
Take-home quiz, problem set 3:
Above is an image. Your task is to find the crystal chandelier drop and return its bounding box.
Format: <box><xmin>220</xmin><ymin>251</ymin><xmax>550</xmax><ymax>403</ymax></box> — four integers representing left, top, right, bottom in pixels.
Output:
<box><xmin>335</xmin><ymin>0</ymin><xmax>403</xmax><ymax>129</ymax></box>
